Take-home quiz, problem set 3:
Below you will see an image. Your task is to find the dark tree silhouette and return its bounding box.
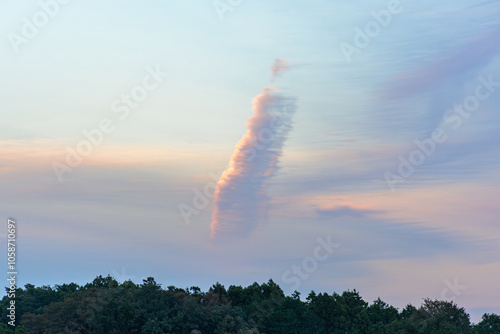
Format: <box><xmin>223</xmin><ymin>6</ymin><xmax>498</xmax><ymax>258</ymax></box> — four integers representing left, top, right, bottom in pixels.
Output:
<box><xmin>0</xmin><ymin>275</ymin><xmax>496</xmax><ymax>334</ymax></box>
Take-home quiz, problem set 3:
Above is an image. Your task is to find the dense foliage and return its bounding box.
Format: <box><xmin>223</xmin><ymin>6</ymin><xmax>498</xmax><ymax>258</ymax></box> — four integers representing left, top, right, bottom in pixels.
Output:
<box><xmin>0</xmin><ymin>275</ymin><xmax>498</xmax><ymax>333</ymax></box>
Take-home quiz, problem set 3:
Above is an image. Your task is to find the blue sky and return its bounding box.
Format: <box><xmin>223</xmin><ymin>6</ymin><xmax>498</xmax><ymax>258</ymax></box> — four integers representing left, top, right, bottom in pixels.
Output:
<box><xmin>1</xmin><ymin>0</ymin><xmax>500</xmax><ymax>323</ymax></box>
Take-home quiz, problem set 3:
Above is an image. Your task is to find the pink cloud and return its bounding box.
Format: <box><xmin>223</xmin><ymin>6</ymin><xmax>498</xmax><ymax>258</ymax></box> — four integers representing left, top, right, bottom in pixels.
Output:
<box><xmin>270</xmin><ymin>58</ymin><xmax>290</xmax><ymax>81</ymax></box>
<box><xmin>211</xmin><ymin>89</ymin><xmax>295</xmax><ymax>240</ymax></box>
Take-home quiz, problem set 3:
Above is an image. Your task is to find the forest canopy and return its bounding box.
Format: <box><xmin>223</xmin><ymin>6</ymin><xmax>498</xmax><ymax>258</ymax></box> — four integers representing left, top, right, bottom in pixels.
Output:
<box><xmin>1</xmin><ymin>275</ymin><xmax>499</xmax><ymax>334</ymax></box>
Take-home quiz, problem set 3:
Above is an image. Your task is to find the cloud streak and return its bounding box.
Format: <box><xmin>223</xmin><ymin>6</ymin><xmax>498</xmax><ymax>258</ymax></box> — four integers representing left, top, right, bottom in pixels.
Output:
<box><xmin>317</xmin><ymin>204</ymin><xmax>383</xmax><ymax>219</ymax></box>
<box><xmin>211</xmin><ymin>89</ymin><xmax>296</xmax><ymax>240</ymax></box>
<box><xmin>382</xmin><ymin>24</ymin><xmax>500</xmax><ymax>101</ymax></box>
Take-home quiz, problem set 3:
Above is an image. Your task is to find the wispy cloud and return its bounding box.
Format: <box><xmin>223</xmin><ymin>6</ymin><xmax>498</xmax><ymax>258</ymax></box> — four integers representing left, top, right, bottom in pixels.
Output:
<box><xmin>270</xmin><ymin>58</ymin><xmax>290</xmax><ymax>82</ymax></box>
<box><xmin>382</xmin><ymin>25</ymin><xmax>500</xmax><ymax>101</ymax></box>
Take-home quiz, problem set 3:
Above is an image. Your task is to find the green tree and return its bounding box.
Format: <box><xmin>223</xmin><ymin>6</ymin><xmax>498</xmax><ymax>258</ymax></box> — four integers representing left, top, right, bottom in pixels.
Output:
<box><xmin>474</xmin><ymin>313</ymin><xmax>500</xmax><ymax>333</ymax></box>
<box><xmin>0</xmin><ymin>324</ymin><xmax>13</xmax><ymax>334</ymax></box>
<box><xmin>13</xmin><ymin>326</ymin><xmax>28</xmax><ymax>334</ymax></box>
<box><xmin>366</xmin><ymin>297</ymin><xmax>400</xmax><ymax>332</ymax></box>
<box><xmin>1</xmin><ymin>275</ymin><xmax>496</xmax><ymax>334</ymax></box>
<box><xmin>85</xmin><ymin>275</ymin><xmax>119</xmax><ymax>289</ymax></box>
<box><xmin>412</xmin><ymin>299</ymin><xmax>472</xmax><ymax>334</ymax></box>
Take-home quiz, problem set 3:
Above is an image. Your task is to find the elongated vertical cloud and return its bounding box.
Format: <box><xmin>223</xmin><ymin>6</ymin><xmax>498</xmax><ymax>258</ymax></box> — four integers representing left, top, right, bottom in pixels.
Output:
<box><xmin>211</xmin><ymin>88</ymin><xmax>296</xmax><ymax>240</ymax></box>
<box><xmin>270</xmin><ymin>58</ymin><xmax>290</xmax><ymax>81</ymax></box>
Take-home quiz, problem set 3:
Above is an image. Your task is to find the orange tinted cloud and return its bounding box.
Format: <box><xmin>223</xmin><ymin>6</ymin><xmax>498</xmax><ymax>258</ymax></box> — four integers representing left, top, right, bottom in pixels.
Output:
<box><xmin>211</xmin><ymin>89</ymin><xmax>295</xmax><ymax>239</ymax></box>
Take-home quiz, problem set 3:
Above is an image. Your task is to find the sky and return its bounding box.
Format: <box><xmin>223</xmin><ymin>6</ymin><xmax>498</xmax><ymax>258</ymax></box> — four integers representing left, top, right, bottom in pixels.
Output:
<box><xmin>1</xmin><ymin>0</ymin><xmax>500</xmax><ymax>324</ymax></box>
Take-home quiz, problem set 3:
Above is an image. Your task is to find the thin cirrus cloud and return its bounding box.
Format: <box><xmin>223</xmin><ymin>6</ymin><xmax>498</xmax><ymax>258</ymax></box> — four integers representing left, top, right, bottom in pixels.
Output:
<box><xmin>211</xmin><ymin>62</ymin><xmax>296</xmax><ymax>240</ymax></box>
<box><xmin>382</xmin><ymin>24</ymin><xmax>500</xmax><ymax>101</ymax></box>
<box><xmin>371</xmin><ymin>22</ymin><xmax>500</xmax><ymax>169</ymax></box>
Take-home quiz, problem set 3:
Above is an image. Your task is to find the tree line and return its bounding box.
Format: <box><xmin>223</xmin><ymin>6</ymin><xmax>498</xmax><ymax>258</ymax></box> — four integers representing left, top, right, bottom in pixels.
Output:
<box><xmin>0</xmin><ymin>275</ymin><xmax>499</xmax><ymax>333</ymax></box>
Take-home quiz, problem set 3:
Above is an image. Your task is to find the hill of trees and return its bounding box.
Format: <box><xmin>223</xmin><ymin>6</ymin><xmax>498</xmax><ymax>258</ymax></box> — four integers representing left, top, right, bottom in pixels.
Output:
<box><xmin>1</xmin><ymin>275</ymin><xmax>499</xmax><ymax>333</ymax></box>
